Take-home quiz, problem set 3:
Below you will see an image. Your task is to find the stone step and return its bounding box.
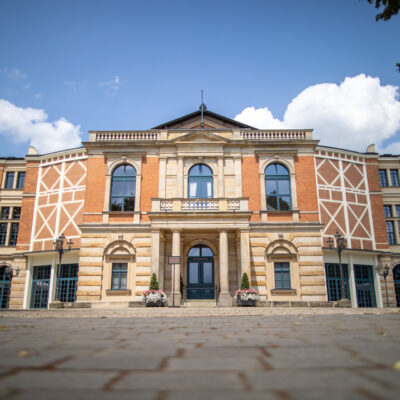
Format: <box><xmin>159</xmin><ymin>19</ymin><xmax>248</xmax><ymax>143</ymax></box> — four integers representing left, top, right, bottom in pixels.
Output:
<box><xmin>184</xmin><ymin>300</ymin><xmax>218</xmax><ymax>307</ymax></box>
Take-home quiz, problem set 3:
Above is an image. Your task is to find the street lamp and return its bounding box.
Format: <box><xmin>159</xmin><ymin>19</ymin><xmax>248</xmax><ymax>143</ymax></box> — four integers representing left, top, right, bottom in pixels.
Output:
<box><xmin>327</xmin><ymin>231</ymin><xmax>347</xmax><ymax>300</ymax></box>
<box><xmin>376</xmin><ymin>264</ymin><xmax>390</xmax><ymax>307</ymax></box>
<box><xmin>53</xmin><ymin>233</ymin><xmax>73</xmax><ymax>301</ymax></box>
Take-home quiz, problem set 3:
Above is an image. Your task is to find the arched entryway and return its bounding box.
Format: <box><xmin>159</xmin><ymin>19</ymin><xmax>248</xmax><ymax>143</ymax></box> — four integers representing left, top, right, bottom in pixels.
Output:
<box><xmin>393</xmin><ymin>265</ymin><xmax>400</xmax><ymax>307</ymax></box>
<box><xmin>187</xmin><ymin>244</ymin><xmax>214</xmax><ymax>299</ymax></box>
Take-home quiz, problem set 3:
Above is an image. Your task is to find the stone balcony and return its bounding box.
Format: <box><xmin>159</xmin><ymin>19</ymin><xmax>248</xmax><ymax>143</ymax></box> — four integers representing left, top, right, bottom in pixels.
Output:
<box><xmin>151</xmin><ymin>198</ymin><xmax>249</xmax><ymax>212</ymax></box>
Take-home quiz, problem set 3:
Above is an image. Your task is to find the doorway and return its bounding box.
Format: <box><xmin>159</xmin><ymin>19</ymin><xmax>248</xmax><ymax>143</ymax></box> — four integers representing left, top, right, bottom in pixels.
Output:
<box><xmin>187</xmin><ymin>244</ymin><xmax>214</xmax><ymax>299</ymax></box>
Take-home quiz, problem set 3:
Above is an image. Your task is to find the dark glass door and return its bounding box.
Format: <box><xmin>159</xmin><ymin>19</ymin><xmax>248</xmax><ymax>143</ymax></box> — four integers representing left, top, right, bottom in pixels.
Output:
<box><xmin>354</xmin><ymin>265</ymin><xmax>376</xmax><ymax>308</ymax></box>
<box><xmin>30</xmin><ymin>266</ymin><xmax>51</xmax><ymax>309</ymax></box>
<box><xmin>187</xmin><ymin>245</ymin><xmax>214</xmax><ymax>299</ymax></box>
<box><xmin>0</xmin><ymin>266</ymin><xmax>11</xmax><ymax>309</ymax></box>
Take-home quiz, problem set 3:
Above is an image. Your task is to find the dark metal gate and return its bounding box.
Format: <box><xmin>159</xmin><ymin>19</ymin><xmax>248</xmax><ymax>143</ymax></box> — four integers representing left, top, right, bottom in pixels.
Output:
<box><xmin>56</xmin><ymin>264</ymin><xmax>78</xmax><ymax>302</ymax></box>
<box><xmin>0</xmin><ymin>266</ymin><xmax>11</xmax><ymax>309</ymax></box>
<box><xmin>354</xmin><ymin>264</ymin><xmax>376</xmax><ymax>308</ymax></box>
<box><xmin>325</xmin><ymin>263</ymin><xmax>350</xmax><ymax>301</ymax></box>
<box><xmin>30</xmin><ymin>265</ymin><xmax>51</xmax><ymax>309</ymax></box>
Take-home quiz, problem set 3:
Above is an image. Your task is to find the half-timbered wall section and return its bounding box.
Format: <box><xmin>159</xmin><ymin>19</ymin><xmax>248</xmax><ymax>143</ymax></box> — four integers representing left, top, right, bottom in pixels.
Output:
<box><xmin>30</xmin><ymin>149</ymin><xmax>87</xmax><ymax>251</ymax></box>
<box><xmin>315</xmin><ymin>147</ymin><xmax>376</xmax><ymax>251</ymax></box>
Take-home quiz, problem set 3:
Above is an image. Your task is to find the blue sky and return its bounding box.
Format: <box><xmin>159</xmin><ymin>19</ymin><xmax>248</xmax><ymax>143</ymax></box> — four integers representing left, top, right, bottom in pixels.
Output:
<box><xmin>0</xmin><ymin>0</ymin><xmax>399</xmax><ymax>156</ymax></box>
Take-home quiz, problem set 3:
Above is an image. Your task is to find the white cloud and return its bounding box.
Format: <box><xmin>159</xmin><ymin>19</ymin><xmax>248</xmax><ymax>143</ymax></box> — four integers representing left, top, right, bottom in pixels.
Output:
<box><xmin>1</xmin><ymin>68</ymin><xmax>27</xmax><ymax>80</ymax></box>
<box><xmin>235</xmin><ymin>74</ymin><xmax>400</xmax><ymax>153</ymax></box>
<box><xmin>99</xmin><ymin>75</ymin><xmax>120</xmax><ymax>92</ymax></box>
<box><xmin>34</xmin><ymin>92</ymin><xmax>42</xmax><ymax>99</ymax></box>
<box><xmin>0</xmin><ymin>99</ymin><xmax>82</xmax><ymax>154</ymax></box>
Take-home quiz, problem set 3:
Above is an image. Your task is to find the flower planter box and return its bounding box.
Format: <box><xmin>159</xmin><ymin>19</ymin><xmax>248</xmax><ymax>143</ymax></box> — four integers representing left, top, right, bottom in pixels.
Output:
<box><xmin>145</xmin><ymin>299</ymin><xmax>164</xmax><ymax>307</ymax></box>
<box><xmin>237</xmin><ymin>298</ymin><xmax>256</xmax><ymax>307</ymax></box>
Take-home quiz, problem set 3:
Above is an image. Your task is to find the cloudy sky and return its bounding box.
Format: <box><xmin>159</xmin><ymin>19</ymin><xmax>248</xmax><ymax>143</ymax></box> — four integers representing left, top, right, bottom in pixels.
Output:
<box><xmin>0</xmin><ymin>0</ymin><xmax>399</xmax><ymax>155</ymax></box>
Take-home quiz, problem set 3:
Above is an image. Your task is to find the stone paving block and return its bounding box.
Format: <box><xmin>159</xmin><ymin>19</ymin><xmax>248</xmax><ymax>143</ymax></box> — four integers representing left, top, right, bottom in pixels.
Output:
<box><xmin>115</xmin><ymin>371</ymin><xmax>244</xmax><ymax>390</ymax></box>
<box><xmin>245</xmin><ymin>369</ymin><xmax>376</xmax><ymax>390</ymax></box>
<box><xmin>341</xmin><ymin>342</ymin><xmax>400</xmax><ymax>366</ymax></box>
<box><xmin>0</xmin><ymin>370</ymin><xmax>118</xmax><ymax>390</ymax></box>
<box><xmin>286</xmin><ymin>388</ymin><xmax>370</xmax><ymax>400</ymax></box>
<box><xmin>267</xmin><ymin>345</ymin><xmax>370</xmax><ymax>368</ymax></box>
<box><xmin>8</xmin><ymin>389</ymin><xmax>160</xmax><ymax>400</ymax></box>
<box><xmin>59</xmin><ymin>354</ymin><xmax>165</xmax><ymax>370</ymax></box>
<box><xmin>163</xmin><ymin>390</ymin><xmax>277</xmax><ymax>400</ymax></box>
<box><xmin>0</xmin><ymin>348</ymin><xmax>76</xmax><ymax>368</ymax></box>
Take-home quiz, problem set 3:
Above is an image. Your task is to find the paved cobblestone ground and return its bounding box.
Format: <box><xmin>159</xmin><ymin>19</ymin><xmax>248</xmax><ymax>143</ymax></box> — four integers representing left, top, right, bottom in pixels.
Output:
<box><xmin>0</xmin><ymin>308</ymin><xmax>399</xmax><ymax>400</ymax></box>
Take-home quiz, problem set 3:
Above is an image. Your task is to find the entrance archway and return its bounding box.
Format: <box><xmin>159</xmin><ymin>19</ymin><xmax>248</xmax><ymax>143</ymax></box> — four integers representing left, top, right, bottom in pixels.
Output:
<box><xmin>187</xmin><ymin>244</ymin><xmax>214</xmax><ymax>299</ymax></box>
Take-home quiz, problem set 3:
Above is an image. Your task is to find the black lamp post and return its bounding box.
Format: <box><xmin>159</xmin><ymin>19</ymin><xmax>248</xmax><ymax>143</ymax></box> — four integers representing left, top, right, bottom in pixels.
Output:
<box><xmin>376</xmin><ymin>264</ymin><xmax>390</xmax><ymax>307</ymax></box>
<box><xmin>327</xmin><ymin>231</ymin><xmax>347</xmax><ymax>300</ymax></box>
<box><xmin>53</xmin><ymin>233</ymin><xmax>73</xmax><ymax>301</ymax></box>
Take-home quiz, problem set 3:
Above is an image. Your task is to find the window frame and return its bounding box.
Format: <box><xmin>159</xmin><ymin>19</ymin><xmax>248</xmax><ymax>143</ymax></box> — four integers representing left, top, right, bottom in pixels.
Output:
<box><xmin>188</xmin><ymin>164</ymin><xmax>214</xmax><ymax>199</ymax></box>
<box><xmin>8</xmin><ymin>222</ymin><xmax>18</xmax><ymax>246</ymax></box>
<box><xmin>16</xmin><ymin>172</ymin><xmax>25</xmax><ymax>189</ymax></box>
<box><xmin>0</xmin><ymin>207</ymin><xmax>10</xmax><ymax>220</ymax></box>
<box><xmin>5</xmin><ymin>172</ymin><xmax>15</xmax><ymax>189</ymax></box>
<box><xmin>111</xmin><ymin>263</ymin><xmax>128</xmax><ymax>290</ymax></box>
<box><xmin>379</xmin><ymin>169</ymin><xmax>388</xmax><ymax>187</ymax></box>
<box><xmin>384</xmin><ymin>205</ymin><xmax>393</xmax><ymax>218</ymax></box>
<box><xmin>274</xmin><ymin>262</ymin><xmax>291</xmax><ymax>289</ymax></box>
<box><xmin>386</xmin><ymin>220</ymin><xmax>396</xmax><ymax>245</ymax></box>
<box><xmin>265</xmin><ymin>163</ymin><xmax>292</xmax><ymax>211</ymax></box>
<box><xmin>109</xmin><ymin>164</ymin><xmax>137</xmax><ymax>212</ymax></box>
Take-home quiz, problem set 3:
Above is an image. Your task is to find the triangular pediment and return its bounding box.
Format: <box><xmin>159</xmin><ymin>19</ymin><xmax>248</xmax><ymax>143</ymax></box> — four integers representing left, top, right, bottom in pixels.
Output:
<box><xmin>152</xmin><ymin>109</ymin><xmax>255</xmax><ymax>130</ymax></box>
<box><xmin>172</xmin><ymin>131</ymin><xmax>229</xmax><ymax>143</ymax></box>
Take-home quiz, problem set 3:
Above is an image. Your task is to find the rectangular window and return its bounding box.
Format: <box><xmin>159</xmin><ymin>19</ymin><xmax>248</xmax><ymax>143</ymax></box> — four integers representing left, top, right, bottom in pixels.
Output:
<box><xmin>379</xmin><ymin>169</ymin><xmax>388</xmax><ymax>187</ymax></box>
<box><xmin>396</xmin><ymin>205</ymin><xmax>400</xmax><ymax>217</ymax></box>
<box><xmin>16</xmin><ymin>172</ymin><xmax>25</xmax><ymax>189</ymax></box>
<box><xmin>12</xmin><ymin>207</ymin><xmax>21</xmax><ymax>220</ymax></box>
<box><xmin>386</xmin><ymin>221</ymin><xmax>395</xmax><ymax>245</ymax></box>
<box><xmin>384</xmin><ymin>205</ymin><xmax>392</xmax><ymax>218</ymax></box>
<box><xmin>8</xmin><ymin>223</ymin><xmax>18</xmax><ymax>246</ymax></box>
<box><xmin>5</xmin><ymin>172</ymin><xmax>15</xmax><ymax>189</ymax></box>
<box><xmin>0</xmin><ymin>207</ymin><xmax>9</xmax><ymax>220</ymax></box>
<box><xmin>274</xmin><ymin>262</ymin><xmax>291</xmax><ymax>289</ymax></box>
<box><xmin>111</xmin><ymin>263</ymin><xmax>127</xmax><ymax>290</ymax></box>
<box><xmin>390</xmin><ymin>169</ymin><xmax>399</xmax><ymax>186</ymax></box>
<box><xmin>0</xmin><ymin>223</ymin><xmax>7</xmax><ymax>245</ymax></box>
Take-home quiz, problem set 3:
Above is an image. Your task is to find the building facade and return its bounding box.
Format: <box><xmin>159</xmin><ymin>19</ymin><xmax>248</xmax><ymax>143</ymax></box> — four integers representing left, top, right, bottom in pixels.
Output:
<box><xmin>0</xmin><ymin>108</ymin><xmax>399</xmax><ymax>309</ymax></box>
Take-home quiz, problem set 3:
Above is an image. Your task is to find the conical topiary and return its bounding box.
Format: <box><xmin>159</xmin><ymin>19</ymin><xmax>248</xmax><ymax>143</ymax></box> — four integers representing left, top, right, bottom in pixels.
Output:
<box><xmin>240</xmin><ymin>272</ymin><xmax>250</xmax><ymax>290</ymax></box>
<box><xmin>149</xmin><ymin>273</ymin><xmax>159</xmax><ymax>290</ymax></box>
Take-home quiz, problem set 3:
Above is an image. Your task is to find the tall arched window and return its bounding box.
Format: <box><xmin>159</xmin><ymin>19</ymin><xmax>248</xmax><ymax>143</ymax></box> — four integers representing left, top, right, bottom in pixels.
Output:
<box><xmin>265</xmin><ymin>163</ymin><xmax>291</xmax><ymax>211</ymax></box>
<box><xmin>110</xmin><ymin>164</ymin><xmax>136</xmax><ymax>211</ymax></box>
<box><xmin>188</xmin><ymin>164</ymin><xmax>213</xmax><ymax>198</ymax></box>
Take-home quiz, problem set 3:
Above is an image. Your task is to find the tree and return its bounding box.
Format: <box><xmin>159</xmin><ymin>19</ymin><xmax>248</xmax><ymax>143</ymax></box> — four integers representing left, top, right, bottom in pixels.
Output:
<box><xmin>365</xmin><ymin>0</ymin><xmax>400</xmax><ymax>21</ymax></box>
<box><xmin>149</xmin><ymin>273</ymin><xmax>159</xmax><ymax>290</ymax></box>
<box><xmin>363</xmin><ymin>1</ymin><xmax>400</xmax><ymax>71</ymax></box>
<box><xmin>240</xmin><ymin>273</ymin><xmax>250</xmax><ymax>290</ymax></box>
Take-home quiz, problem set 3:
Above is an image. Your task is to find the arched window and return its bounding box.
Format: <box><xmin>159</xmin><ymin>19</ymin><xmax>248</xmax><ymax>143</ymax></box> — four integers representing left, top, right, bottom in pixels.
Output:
<box><xmin>188</xmin><ymin>164</ymin><xmax>213</xmax><ymax>198</ymax></box>
<box><xmin>110</xmin><ymin>164</ymin><xmax>136</xmax><ymax>211</ymax></box>
<box><xmin>265</xmin><ymin>163</ymin><xmax>291</xmax><ymax>211</ymax></box>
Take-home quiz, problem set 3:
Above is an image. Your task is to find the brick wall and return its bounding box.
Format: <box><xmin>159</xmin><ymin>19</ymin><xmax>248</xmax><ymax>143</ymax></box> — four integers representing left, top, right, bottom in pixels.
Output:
<box><xmin>16</xmin><ymin>161</ymin><xmax>39</xmax><ymax>251</ymax></box>
<box><xmin>295</xmin><ymin>155</ymin><xmax>320</xmax><ymax>222</ymax></box>
<box><xmin>140</xmin><ymin>156</ymin><xmax>159</xmax><ymax>222</ymax></box>
<box><xmin>83</xmin><ymin>156</ymin><xmax>107</xmax><ymax>223</ymax></box>
<box><xmin>242</xmin><ymin>156</ymin><xmax>261</xmax><ymax>222</ymax></box>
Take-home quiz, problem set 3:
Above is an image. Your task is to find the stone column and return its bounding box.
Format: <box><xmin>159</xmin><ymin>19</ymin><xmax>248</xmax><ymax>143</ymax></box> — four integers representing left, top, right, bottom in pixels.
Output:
<box><xmin>218</xmin><ymin>157</ymin><xmax>224</xmax><ymax>198</ymax></box>
<box><xmin>177</xmin><ymin>157</ymin><xmax>184</xmax><ymax>198</ymax></box>
<box><xmin>151</xmin><ymin>230</ymin><xmax>160</xmax><ymax>276</ymax></box>
<box><xmin>172</xmin><ymin>230</ymin><xmax>181</xmax><ymax>305</ymax></box>
<box><xmin>159</xmin><ymin>234</ymin><xmax>165</xmax><ymax>290</ymax></box>
<box><xmin>240</xmin><ymin>230</ymin><xmax>251</xmax><ymax>281</ymax></box>
<box><xmin>219</xmin><ymin>229</ymin><xmax>232</xmax><ymax>306</ymax></box>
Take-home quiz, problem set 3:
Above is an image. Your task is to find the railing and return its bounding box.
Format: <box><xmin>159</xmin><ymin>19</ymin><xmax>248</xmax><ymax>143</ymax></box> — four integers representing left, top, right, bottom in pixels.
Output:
<box><xmin>94</xmin><ymin>131</ymin><xmax>159</xmax><ymax>141</ymax></box>
<box><xmin>241</xmin><ymin>130</ymin><xmax>308</xmax><ymax>140</ymax></box>
<box><xmin>152</xmin><ymin>198</ymin><xmax>248</xmax><ymax>212</ymax></box>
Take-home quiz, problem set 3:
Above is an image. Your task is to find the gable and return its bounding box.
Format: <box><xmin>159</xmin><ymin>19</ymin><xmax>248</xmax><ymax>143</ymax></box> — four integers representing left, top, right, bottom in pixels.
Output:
<box><xmin>152</xmin><ymin>109</ymin><xmax>255</xmax><ymax>130</ymax></box>
<box><xmin>172</xmin><ymin>131</ymin><xmax>229</xmax><ymax>144</ymax></box>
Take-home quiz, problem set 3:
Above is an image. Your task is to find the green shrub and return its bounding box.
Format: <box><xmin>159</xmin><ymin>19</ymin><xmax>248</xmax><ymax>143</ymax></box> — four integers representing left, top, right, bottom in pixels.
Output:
<box><xmin>149</xmin><ymin>273</ymin><xmax>159</xmax><ymax>290</ymax></box>
<box><xmin>240</xmin><ymin>272</ymin><xmax>250</xmax><ymax>290</ymax></box>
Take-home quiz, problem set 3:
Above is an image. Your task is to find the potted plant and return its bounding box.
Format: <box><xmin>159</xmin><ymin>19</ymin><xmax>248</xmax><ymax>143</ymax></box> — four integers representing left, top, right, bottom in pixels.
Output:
<box><xmin>143</xmin><ymin>273</ymin><xmax>167</xmax><ymax>307</ymax></box>
<box><xmin>235</xmin><ymin>272</ymin><xmax>258</xmax><ymax>306</ymax></box>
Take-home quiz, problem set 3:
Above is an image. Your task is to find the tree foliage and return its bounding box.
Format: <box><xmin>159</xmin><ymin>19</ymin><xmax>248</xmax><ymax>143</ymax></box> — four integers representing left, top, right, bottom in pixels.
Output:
<box><xmin>240</xmin><ymin>273</ymin><xmax>250</xmax><ymax>290</ymax></box>
<box><xmin>149</xmin><ymin>273</ymin><xmax>159</xmax><ymax>290</ymax></box>
<box><xmin>365</xmin><ymin>0</ymin><xmax>400</xmax><ymax>21</ymax></box>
